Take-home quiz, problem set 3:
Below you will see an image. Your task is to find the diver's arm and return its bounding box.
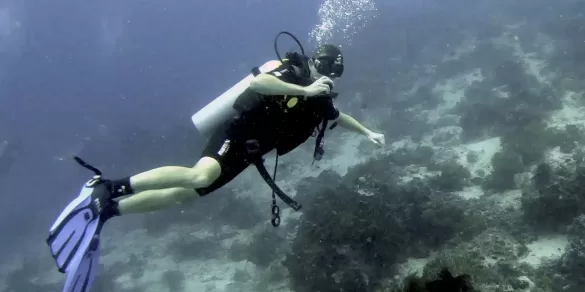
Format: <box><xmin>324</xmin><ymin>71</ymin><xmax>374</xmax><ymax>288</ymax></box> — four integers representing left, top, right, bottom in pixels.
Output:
<box><xmin>249</xmin><ymin>74</ymin><xmax>308</xmax><ymax>96</ymax></box>
<box><xmin>336</xmin><ymin>112</ymin><xmax>373</xmax><ymax>136</ymax></box>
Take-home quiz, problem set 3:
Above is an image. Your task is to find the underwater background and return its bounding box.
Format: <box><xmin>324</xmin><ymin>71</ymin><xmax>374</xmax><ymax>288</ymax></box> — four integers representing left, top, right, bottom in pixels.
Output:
<box><xmin>2</xmin><ymin>0</ymin><xmax>585</xmax><ymax>291</ymax></box>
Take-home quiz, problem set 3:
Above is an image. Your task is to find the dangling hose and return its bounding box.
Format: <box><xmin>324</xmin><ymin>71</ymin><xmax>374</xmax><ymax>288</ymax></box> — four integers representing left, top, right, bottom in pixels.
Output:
<box><xmin>274</xmin><ymin>31</ymin><xmax>305</xmax><ymax>62</ymax></box>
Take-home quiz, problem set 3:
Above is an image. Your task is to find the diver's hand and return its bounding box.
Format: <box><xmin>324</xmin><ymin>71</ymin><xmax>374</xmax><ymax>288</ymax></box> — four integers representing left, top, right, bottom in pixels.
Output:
<box><xmin>303</xmin><ymin>76</ymin><xmax>334</xmax><ymax>96</ymax></box>
<box><xmin>366</xmin><ymin>131</ymin><xmax>385</xmax><ymax>147</ymax></box>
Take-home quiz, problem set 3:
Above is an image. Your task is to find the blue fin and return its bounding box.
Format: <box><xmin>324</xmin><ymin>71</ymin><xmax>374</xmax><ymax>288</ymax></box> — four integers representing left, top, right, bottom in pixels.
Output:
<box><xmin>46</xmin><ymin>179</ymin><xmax>102</xmax><ymax>273</ymax></box>
<box><xmin>62</xmin><ymin>236</ymin><xmax>100</xmax><ymax>292</ymax></box>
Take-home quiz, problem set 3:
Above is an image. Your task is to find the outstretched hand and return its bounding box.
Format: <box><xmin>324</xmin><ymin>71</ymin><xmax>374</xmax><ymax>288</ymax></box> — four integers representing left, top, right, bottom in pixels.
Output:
<box><xmin>366</xmin><ymin>131</ymin><xmax>385</xmax><ymax>147</ymax></box>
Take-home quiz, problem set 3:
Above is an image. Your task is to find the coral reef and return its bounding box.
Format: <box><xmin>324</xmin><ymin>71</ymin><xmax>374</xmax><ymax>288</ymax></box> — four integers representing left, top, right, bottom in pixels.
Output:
<box><xmin>429</xmin><ymin>160</ymin><xmax>470</xmax><ymax>192</ymax></box>
<box><xmin>500</xmin><ymin>120</ymin><xmax>557</xmax><ymax>167</ymax></box>
<box><xmin>559</xmin><ymin>215</ymin><xmax>585</xmax><ymax>290</ymax></box>
<box><xmin>285</xmin><ymin>154</ymin><xmax>482</xmax><ymax>292</ymax></box>
<box><xmin>429</xmin><ymin>126</ymin><xmax>463</xmax><ymax>147</ymax></box>
<box><xmin>416</xmin><ymin>229</ymin><xmax>550</xmax><ymax>292</ymax></box>
<box><xmin>161</xmin><ymin>270</ymin><xmax>186</xmax><ymax>292</ymax></box>
<box><xmin>482</xmin><ymin>149</ymin><xmax>524</xmax><ymax>192</ymax></box>
<box><xmin>385</xmin><ymin>268</ymin><xmax>476</xmax><ymax>292</ymax></box>
<box><xmin>522</xmin><ymin>162</ymin><xmax>585</xmax><ymax>232</ymax></box>
<box><xmin>228</xmin><ymin>226</ymin><xmax>288</xmax><ymax>268</ymax></box>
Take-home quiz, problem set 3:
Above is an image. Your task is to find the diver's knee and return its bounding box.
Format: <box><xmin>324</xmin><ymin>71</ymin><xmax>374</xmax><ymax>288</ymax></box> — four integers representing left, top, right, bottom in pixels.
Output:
<box><xmin>187</xmin><ymin>157</ymin><xmax>221</xmax><ymax>188</ymax></box>
<box><xmin>187</xmin><ymin>171</ymin><xmax>213</xmax><ymax>188</ymax></box>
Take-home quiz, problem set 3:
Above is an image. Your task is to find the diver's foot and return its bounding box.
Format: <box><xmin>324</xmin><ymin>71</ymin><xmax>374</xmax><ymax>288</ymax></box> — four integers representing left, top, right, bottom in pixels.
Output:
<box><xmin>46</xmin><ymin>177</ymin><xmax>120</xmax><ymax>273</ymax></box>
<box><xmin>91</xmin><ymin>179</ymin><xmax>122</xmax><ymax>223</ymax></box>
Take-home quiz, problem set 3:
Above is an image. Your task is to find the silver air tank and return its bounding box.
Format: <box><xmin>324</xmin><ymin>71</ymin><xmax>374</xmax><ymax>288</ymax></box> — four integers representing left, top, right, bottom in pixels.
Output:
<box><xmin>191</xmin><ymin>60</ymin><xmax>282</xmax><ymax>138</ymax></box>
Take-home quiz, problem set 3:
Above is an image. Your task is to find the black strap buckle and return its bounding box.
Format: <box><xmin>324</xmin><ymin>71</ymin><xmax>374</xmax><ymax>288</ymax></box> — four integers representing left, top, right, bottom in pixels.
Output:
<box><xmin>245</xmin><ymin>139</ymin><xmax>261</xmax><ymax>156</ymax></box>
<box><xmin>253</xmin><ymin>159</ymin><xmax>302</xmax><ymax>228</ymax></box>
<box><xmin>251</xmin><ymin>66</ymin><xmax>261</xmax><ymax>77</ymax></box>
<box><xmin>245</xmin><ymin>139</ymin><xmax>302</xmax><ymax>227</ymax></box>
<box><xmin>313</xmin><ymin>119</ymin><xmax>329</xmax><ymax>163</ymax></box>
<box><xmin>271</xmin><ymin>204</ymin><xmax>281</xmax><ymax>227</ymax></box>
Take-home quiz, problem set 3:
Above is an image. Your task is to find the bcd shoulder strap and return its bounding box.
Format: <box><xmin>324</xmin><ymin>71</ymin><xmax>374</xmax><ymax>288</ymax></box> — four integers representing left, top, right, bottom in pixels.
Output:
<box><xmin>248</xmin><ymin>65</ymin><xmax>302</xmax><ymax>227</ymax></box>
<box><xmin>247</xmin><ymin>63</ymin><xmax>340</xmax><ymax>227</ymax></box>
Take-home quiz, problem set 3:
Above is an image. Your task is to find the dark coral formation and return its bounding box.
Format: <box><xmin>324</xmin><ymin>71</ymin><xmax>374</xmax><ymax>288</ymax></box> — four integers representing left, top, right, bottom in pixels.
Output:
<box><xmin>451</xmin><ymin>56</ymin><xmax>566</xmax><ymax>176</ymax></box>
<box><xmin>430</xmin><ymin>161</ymin><xmax>470</xmax><ymax>192</ymax></box>
<box><xmin>481</xmin><ymin>124</ymin><xmax>585</xmax><ymax>193</ymax></box>
<box><xmin>559</xmin><ymin>215</ymin><xmax>585</xmax><ymax>291</ymax></box>
<box><xmin>285</xmin><ymin>154</ymin><xmax>482</xmax><ymax>292</ymax></box>
<box><xmin>522</xmin><ymin>163</ymin><xmax>585</xmax><ymax>232</ymax></box>
<box><xmin>161</xmin><ymin>269</ymin><xmax>186</xmax><ymax>292</ymax></box>
<box><xmin>390</xmin><ymin>268</ymin><xmax>476</xmax><ymax>292</ymax></box>
<box><xmin>456</xmin><ymin>58</ymin><xmax>559</xmax><ymax>141</ymax></box>
<box><xmin>482</xmin><ymin>149</ymin><xmax>524</xmax><ymax>192</ymax></box>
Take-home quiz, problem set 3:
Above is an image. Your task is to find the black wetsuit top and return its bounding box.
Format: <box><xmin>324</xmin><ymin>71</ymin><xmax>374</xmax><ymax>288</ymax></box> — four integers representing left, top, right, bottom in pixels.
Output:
<box><xmin>233</xmin><ymin>63</ymin><xmax>340</xmax><ymax>154</ymax></box>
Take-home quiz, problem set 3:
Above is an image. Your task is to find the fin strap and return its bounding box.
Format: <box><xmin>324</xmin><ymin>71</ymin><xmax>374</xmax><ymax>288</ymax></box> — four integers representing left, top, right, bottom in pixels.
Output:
<box><xmin>73</xmin><ymin>156</ymin><xmax>102</xmax><ymax>176</ymax></box>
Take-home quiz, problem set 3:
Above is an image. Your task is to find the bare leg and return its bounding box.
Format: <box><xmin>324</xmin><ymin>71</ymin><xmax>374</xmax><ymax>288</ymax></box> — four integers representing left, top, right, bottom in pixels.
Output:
<box><xmin>117</xmin><ymin>187</ymin><xmax>197</xmax><ymax>214</ymax></box>
<box><xmin>129</xmin><ymin>157</ymin><xmax>221</xmax><ymax>192</ymax></box>
<box><xmin>117</xmin><ymin>157</ymin><xmax>222</xmax><ymax>215</ymax></box>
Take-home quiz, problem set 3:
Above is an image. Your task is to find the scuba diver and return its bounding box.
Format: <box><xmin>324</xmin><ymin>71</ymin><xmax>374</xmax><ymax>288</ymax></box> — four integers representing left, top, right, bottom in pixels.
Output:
<box><xmin>46</xmin><ymin>32</ymin><xmax>385</xmax><ymax>292</ymax></box>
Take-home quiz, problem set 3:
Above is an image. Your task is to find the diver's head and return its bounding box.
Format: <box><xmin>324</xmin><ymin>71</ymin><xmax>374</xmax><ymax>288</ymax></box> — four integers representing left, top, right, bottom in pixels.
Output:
<box><xmin>308</xmin><ymin>44</ymin><xmax>344</xmax><ymax>80</ymax></box>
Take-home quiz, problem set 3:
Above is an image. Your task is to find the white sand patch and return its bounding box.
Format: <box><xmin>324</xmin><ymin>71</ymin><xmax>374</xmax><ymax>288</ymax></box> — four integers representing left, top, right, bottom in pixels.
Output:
<box><xmin>456</xmin><ymin>137</ymin><xmax>502</xmax><ymax>177</ymax></box>
<box><xmin>521</xmin><ymin>54</ymin><xmax>549</xmax><ymax>83</ymax></box>
<box><xmin>548</xmin><ymin>91</ymin><xmax>585</xmax><ymax>129</ymax></box>
<box><xmin>397</xmin><ymin>257</ymin><xmax>433</xmax><ymax>279</ymax></box>
<box><xmin>425</xmin><ymin>69</ymin><xmax>484</xmax><ymax>124</ymax></box>
<box><xmin>519</xmin><ymin>235</ymin><xmax>569</xmax><ymax>267</ymax></box>
<box><xmin>454</xmin><ymin>185</ymin><xmax>484</xmax><ymax>200</ymax></box>
<box><xmin>492</xmin><ymin>189</ymin><xmax>522</xmax><ymax>210</ymax></box>
<box><xmin>421</xmin><ymin>126</ymin><xmax>463</xmax><ymax>147</ymax></box>
<box><xmin>399</xmin><ymin>165</ymin><xmax>438</xmax><ymax>185</ymax></box>
<box><xmin>278</xmin><ymin>206</ymin><xmax>303</xmax><ymax>228</ymax></box>
<box><xmin>388</xmin><ymin>138</ymin><xmax>418</xmax><ymax>151</ymax></box>
<box><xmin>544</xmin><ymin>146</ymin><xmax>574</xmax><ymax>170</ymax></box>
<box><xmin>516</xmin><ymin>276</ymin><xmax>536</xmax><ymax>292</ymax></box>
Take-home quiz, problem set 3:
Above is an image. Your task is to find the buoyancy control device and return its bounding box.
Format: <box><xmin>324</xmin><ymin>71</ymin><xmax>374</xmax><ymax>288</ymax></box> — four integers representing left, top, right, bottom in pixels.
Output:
<box><xmin>192</xmin><ymin>31</ymin><xmax>339</xmax><ymax>227</ymax></box>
